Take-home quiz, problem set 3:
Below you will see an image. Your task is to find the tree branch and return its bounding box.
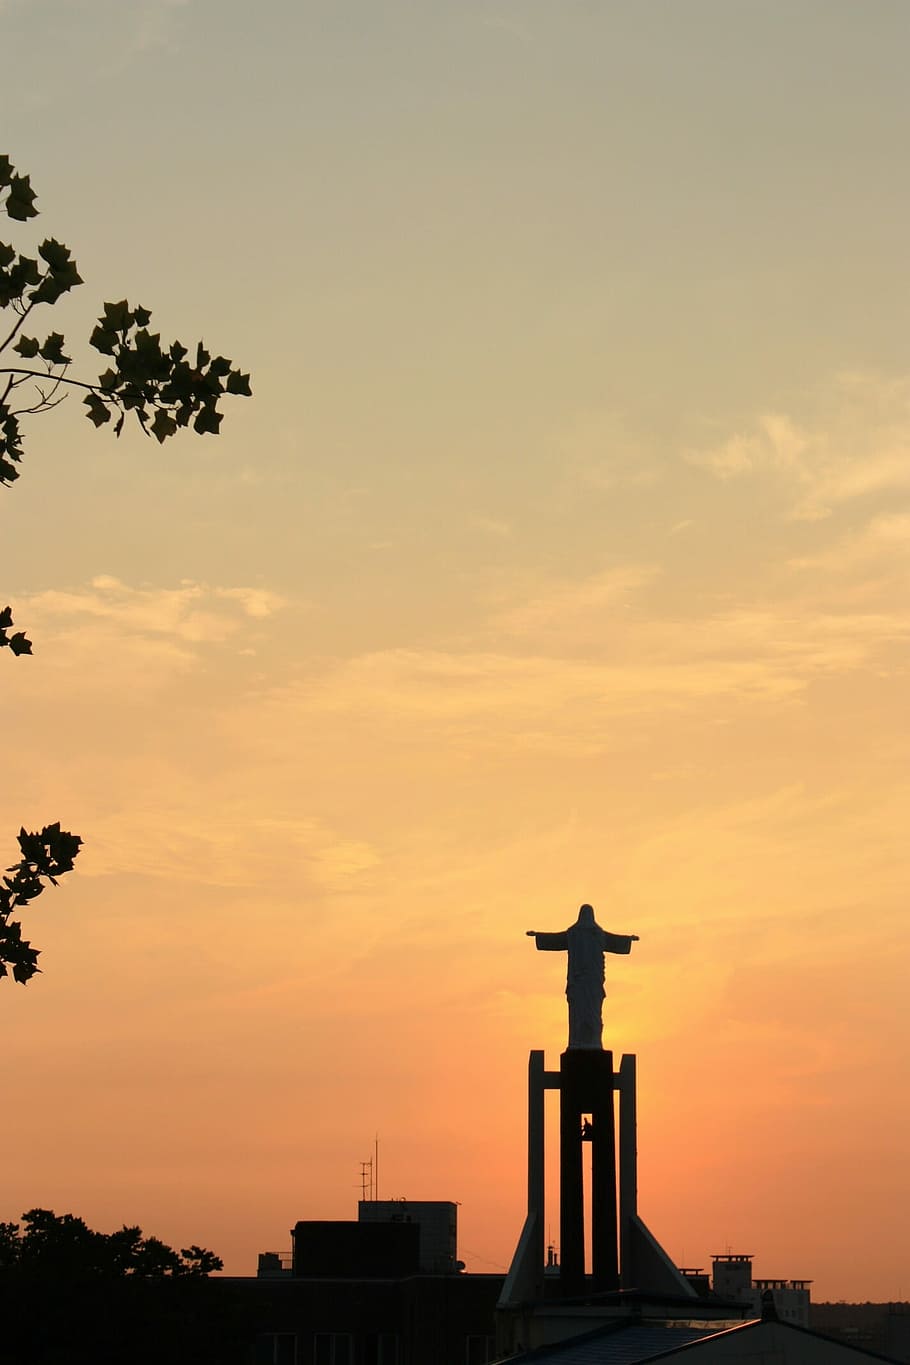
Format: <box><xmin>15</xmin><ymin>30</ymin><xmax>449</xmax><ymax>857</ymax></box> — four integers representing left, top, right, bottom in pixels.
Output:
<box><xmin>0</xmin><ymin>366</ymin><xmax>102</xmax><ymax>394</ymax></box>
<box><xmin>0</xmin><ymin>299</ymin><xmax>36</xmax><ymax>356</ymax></box>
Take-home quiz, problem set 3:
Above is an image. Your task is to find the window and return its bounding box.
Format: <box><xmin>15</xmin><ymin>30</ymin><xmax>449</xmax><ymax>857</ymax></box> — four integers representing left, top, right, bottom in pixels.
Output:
<box><xmin>365</xmin><ymin>1333</ymin><xmax>399</xmax><ymax>1365</ymax></box>
<box><xmin>465</xmin><ymin>1335</ymin><xmax>495</xmax><ymax>1365</ymax></box>
<box><xmin>314</xmin><ymin>1333</ymin><xmax>353</xmax><ymax>1365</ymax></box>
<box><xmin>253</xmin><ymin>1334</ymin><xmax>297</xmax><ymax>1365</ymax></box>
<box><xmin>365</xmin><ymin>1332</ymin><xmax>401</xmax><ymax>1365</ymax></box>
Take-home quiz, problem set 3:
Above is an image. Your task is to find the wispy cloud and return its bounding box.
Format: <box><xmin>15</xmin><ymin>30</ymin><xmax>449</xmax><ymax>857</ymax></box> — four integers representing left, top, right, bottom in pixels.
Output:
<box><xmin>6</xmin><ymin>578</ymin><xmax>287</xmax><ymax>698</ymax></box>
<box><xmin>83</xmin><ymin>805</ymin><xmax>379</xmax><ymax>892</ymax></box>
<box><xmin>24</xmin><ymin>576</ymin><xmax>285</xmax><ymax>645</ymax></box>
<box><xmin>470</xmin><ymin>515</ymin><xmax>513</xmax><ymax>538</ymax></box>
<box><xmin>260</xmin><ymin>610</ymin><xmax>904</xmax><ymax>753</ymax></box>
<box><xmin>789</xmin><ymin>513</ymin><xmax>910</xmax><ymax>574</ymax></box>
<box><xmin>557</xmin><ymin>410</ymin><xmax>662</xmax><ymax>492</ymax></box>
<box><xmin>685</xmin><ymin>374</ymin><xmax>910</xmax><ymax>520</ymax></box>
<box><xmin>493</xmin><ymin>564</ymin><xmax>658</xmax><ymax>638</ymax></box>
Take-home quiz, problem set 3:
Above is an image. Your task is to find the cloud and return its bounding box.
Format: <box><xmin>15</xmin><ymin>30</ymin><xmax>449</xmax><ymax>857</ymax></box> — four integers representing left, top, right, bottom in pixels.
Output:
<box><xmin>262</xmin><ymin>625</ymin><xmax>873</xmax><ymax>743</ymax></box>
<box><xmin>3</xmin><ymin>577</ymin><xmax>288</xmax><ymax>701</ymax></box>
<box><xmin>23</xmin><ymin>576</ymin><xmax>285</xmax><ymax>646</ymax></box>
<box><xmin>788</xmin><ymin>513</ymin><xmax>910</xmax><ymax>574</ymax></box>
<box><xmin>557</xmin><ymin>410</ymin><xmax>662</xmax><ymax>492</ymax></box>
<box><xmin>470</xmin><ymin>515</ymin><xmax>513</xmax><ymax>538</ymax></box>
<box><xmin>223</xmin><ymin>553</ymin><xmax>909</xmax><ymax>766</ymax></box>
<box><xmin>82</xmin><ymin>805</ymin><xmax>379</xmax><ymax>892</ymax></box>
<box><xmin>685</xmin><ymin>374</ymin><xmax>910</xmax><ymax>521</ymax></box>
<box><xmin>493</xmin><ymin>564</ymin><xmax>658</xmax><ymax>638</ymax></box>
<box><xmin>214</xmin><ymin>587</ymin><xmax>286</xmax><ymax>619</ymax></box>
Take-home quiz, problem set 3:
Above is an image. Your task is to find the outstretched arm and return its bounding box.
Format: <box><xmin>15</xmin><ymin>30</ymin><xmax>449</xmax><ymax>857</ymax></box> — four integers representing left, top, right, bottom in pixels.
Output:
<box><xmin>601</xmin><ymin>930</ymin><xmax>640</xmax><ymax>954</ymax></box>
<box><xmin>527</xmin><ymin>930</ymin><xmax>568</xmax><ymax>951</ymax></box>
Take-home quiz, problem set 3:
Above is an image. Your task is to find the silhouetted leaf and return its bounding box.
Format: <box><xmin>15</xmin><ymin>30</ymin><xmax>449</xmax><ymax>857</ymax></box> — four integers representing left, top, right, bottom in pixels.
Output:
<box><xmin>102</xmin><ymin>299</ymin><xmax>132</xmax><ymax>330</ymax></box>
<box><xmin>193</xmin><ymin>406</ymin><xmax>222</xmax><ymax>436</ymax></box>
<box><xmin>6</xmin><ymin>174</ymin><xmax>37</xmax><ymax>221</ymax></box>
<box><xmin>90</xmin><ymin>323</ymin><xmax>118</xmax><ymax>355</ymax></box>
<box><xmin>38</xmin><ymin>332</ymin><xmax>70</xmax><ymax>365</ymax></box>
<box><xmin>38</xmin><ymin>238</ymin><xmax>73</xmax><ymax>271</ymax></box>
<box><xmin>151</xmin><ymin>409</ymin><xmax>177</xmax><ymax>443</ymax></box>
<box><xmin>226</xmin><ymin>370</ymin><xmax>252</xmax><ymax>396</ymax></box>
<box><xmin>83</xmin><ymin>393</ymin><xmax>111</xmax><ymax>427</ymax></box>
<box><xmin>30</xmin><ymin>270</ymin><xmax>78</xmax><ymax>306</ymax></box>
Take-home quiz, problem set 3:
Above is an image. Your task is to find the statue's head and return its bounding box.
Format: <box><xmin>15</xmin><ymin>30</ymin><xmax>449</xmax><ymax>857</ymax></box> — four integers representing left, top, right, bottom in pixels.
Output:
<box><xmin>577</xmin><ymin>903</ymin><xmax>595</xmax><ymax>926</ymax></box>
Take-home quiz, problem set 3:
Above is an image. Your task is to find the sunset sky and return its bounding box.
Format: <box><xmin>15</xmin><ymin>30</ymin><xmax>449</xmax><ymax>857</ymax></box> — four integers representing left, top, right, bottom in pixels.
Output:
<box><xmin>3</xmin><ymin>0</ymin><xmax>909</xmax><ymax>1302</ymax></box>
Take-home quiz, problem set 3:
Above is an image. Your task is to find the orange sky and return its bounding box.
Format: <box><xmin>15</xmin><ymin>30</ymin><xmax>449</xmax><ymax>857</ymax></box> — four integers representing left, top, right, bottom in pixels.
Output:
<box><xmin>3</xmin><ymin>0</ymin><xmax>909</xmax><ymax>1301</ymax></box>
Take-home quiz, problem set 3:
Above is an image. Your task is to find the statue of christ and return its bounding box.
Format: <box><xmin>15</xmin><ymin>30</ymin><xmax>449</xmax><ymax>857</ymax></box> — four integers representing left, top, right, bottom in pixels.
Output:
<box><xmin>526</xmin><ymin>904</ymin><xmax>639</xmax><ymax>1050</ymax></box>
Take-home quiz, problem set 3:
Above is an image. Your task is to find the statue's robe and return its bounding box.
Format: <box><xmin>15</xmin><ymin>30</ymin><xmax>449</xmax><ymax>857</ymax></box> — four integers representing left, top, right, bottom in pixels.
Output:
<box><xmin>534</xmin><ymin>919</ymin><xmax>634</xmax><ymax>1050</ymax></box>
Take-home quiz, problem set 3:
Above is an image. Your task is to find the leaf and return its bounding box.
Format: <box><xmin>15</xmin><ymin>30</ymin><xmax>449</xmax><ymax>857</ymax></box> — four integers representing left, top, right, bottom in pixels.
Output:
<box><xmin>29</xmin><ymin>275</ymin><xmax>69</xmax><ymax>306</ymax></box>
<box><xmin>30</xmin><ymin>243</ymin><xmax>83</xmax><ymax>304</ymax></box>
<box><xmin>90</xmin><ymin>324</ymin><xmax>117</xmax><ymax>356</ymax></box>
<box><xmin>133</xmin><ymin>305</ymin><xmax>152</xmax><ymax>327</ymax></box>
<box><xmin>37</xmin><ymin>238</ymin><xmax>72</xmax><ymax>271</ymax></box>
<box><xmin>83</xmin><ymin>393</ymin><xmax>112</xmax><ymax>428</ymax></box>
<box><xmin>13</xmin><ymin>336</ymin><xmax>40</xmax><ymax>359</ymax></box>
<box><xmin>0</xmin><ymin>156</ymin><xmax>13</xmax><ymax>189</ymax></box>
<box><xmin>102</xmin><ymin>299</ymin><xmax>132</xmax><ymax>331</ymax></box>
<box><xmin>12</xmin><ymin>952</ymin><xmax>40</xmax><ymax>984</ymax></box>
<box><xmin>226</xmin><ymin>370</ymin><xmax>252</xmax><ymax>396</ymax></box>
<box><xmin>193</xmin><ymin>406</ymin><xmax>222</xmax><ymax>436</ymax></box>
<box><xmin>0</xmin><ymin>455</ymin><xmax>19</xmax><ymax>485</ymax></box>
<box><xmin>39</xmin><ymin>332</ymin><xmax>70</xmax><ymax>366</ymax></box>
<box><xmin>8</xmin><ymin>632</ymin><xmax>32</xmax><ymax>656</ymax></box>
<box><xmin>6</xmin><ymin>174</ymin><xmax>38</xmax><ymax>222</ymax></box>
<box><xmin>9</xmin><ymin>255</ymin><xmax>40</xmax><ymax>290</ymax></box>
<box><xmin>150</xmin><ymin>409</ymin><xmax>177</xmax><ymax>443</ymax></box>
<box><xmin>133</xmin><ymin>329</ymin><xmax>163</xmax><ymax>365</ymax></box>
<box><xmin>0</xmin><ymin>606</ymin><xmax>11</xmax><ymax>629</ymax></box>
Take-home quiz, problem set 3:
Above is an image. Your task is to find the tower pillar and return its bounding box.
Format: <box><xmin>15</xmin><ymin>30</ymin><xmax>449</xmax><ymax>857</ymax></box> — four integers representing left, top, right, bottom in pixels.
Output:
<box><xmin>559</xmin><ymin>1049</ymin><xmax>618</xmax><ymax>1295</ymax></box>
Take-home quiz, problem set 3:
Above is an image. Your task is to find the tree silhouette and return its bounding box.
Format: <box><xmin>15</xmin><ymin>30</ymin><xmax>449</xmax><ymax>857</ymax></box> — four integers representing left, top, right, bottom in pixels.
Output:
<box><xmin>0</xmin><ymin>155</ymin><xmax>251</xmax><ymax>984</ymax></box>
<box><xmin>0</xmin><ymin>1209</ymin><xmax>252</xmax><ymax>1363</ymax></box>
<box><xmin>0</xmin><ymin>1208</ymin><xmax>223</xmax><ymax>1276</ymax></box>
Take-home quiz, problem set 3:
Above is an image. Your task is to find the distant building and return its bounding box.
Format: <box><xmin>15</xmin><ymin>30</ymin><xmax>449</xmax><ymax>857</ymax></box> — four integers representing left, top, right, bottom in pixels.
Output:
<box><xmin>810</xmin><ymin>1301</ymin><xmax>910</xmax><ymax>1361</ymax></box>
<box><xmin>249</xmin><ymin>1200</ymin><xmax>500</xmax><ymax>1365</ymax></box>
<box><xmin>357</xmin><ymin>1200</ymin><xmax>459</xmax><ymax>1275</ymax></box>
<box><xmin>712</xmin><ymin>1253</ymin><xmax>811</xmax><ymax>1327</ymax></box>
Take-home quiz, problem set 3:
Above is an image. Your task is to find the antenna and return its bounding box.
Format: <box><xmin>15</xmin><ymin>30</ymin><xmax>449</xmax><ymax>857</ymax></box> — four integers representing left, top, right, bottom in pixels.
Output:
<box><xmin>359</xmin><ymin>1160</ymin><xmax>373</xmax><ymax>1201</ymax></box>
<box><xmin>375</xmin><ymin>1133</ymin><xmax>379</xmax><ymax>1202</ymax></box>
